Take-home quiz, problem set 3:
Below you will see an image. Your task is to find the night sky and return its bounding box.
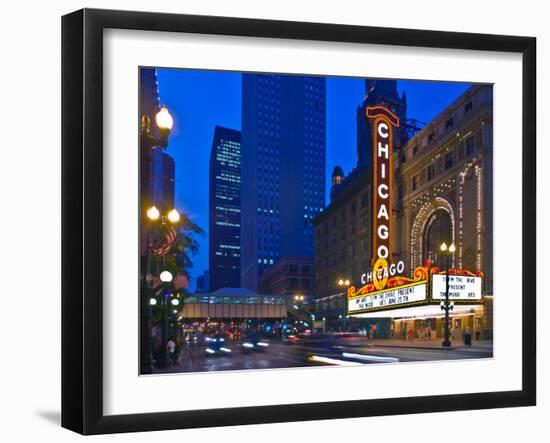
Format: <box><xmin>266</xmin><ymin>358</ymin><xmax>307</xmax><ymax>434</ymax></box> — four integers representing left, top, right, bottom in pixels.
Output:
<box><xmin>157</xmin><ymin>69</ymin><xmax>471</xmax><ymax>290</ymax></box>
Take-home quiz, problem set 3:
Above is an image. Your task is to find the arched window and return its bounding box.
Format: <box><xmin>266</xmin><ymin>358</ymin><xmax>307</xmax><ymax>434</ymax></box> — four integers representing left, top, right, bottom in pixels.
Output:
<box><xmin>422</xmin><ymin>209</ymin><xmax>452</xmax><ymax>268</ymax></box>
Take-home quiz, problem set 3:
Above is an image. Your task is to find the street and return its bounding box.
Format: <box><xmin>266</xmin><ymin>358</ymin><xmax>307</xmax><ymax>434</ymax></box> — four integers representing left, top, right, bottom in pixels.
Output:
<box><xmin>153</xmin><ymin>336</ymin><xmax>493</xmax><ymax>374</ymax></box>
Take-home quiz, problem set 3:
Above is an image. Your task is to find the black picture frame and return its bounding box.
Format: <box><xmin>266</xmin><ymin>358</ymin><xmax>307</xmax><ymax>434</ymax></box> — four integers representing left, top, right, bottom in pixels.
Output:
<box><xmin>62</xmin><ymin>8</ymin><xmax>536</xmax><ymax>435</ymax></box>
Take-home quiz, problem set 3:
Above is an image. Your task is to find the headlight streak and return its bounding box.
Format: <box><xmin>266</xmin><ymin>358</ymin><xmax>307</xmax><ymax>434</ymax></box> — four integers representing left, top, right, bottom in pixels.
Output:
<box><xmin>342</xmin><ymin>352</ymin><xmax>399</xmax><ymax>363</ymax></box>
<box><xmin>308</xmin><ymin>355</ymin><xmax>363</xmax><ymax>366</ymax></box>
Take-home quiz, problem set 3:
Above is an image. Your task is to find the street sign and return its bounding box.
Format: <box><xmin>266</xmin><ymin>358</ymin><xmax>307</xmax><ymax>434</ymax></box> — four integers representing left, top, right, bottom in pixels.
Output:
<box><xmin>431</xmin><ymin>274</ymin><xmax>482</xmax><ymax>301</ymax></box>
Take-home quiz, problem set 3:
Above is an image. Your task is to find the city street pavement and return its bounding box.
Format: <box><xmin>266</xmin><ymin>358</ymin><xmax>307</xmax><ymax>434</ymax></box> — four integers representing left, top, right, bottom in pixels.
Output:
<box><xmin>153</xmin><ymin>336</ymin><xmax>493</xmax><ymax>374</ymax></box>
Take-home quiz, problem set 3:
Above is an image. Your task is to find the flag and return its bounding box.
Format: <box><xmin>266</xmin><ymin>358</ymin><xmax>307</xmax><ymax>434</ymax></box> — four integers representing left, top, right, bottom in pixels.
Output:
<box><xmin>152</xmin><ymin>226</ymin><xmax>177</xmax><ymax>256</ymax></box>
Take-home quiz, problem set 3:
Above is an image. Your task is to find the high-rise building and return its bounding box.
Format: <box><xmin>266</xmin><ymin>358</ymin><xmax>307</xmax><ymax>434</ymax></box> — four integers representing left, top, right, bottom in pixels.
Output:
<box><xmin>151</xmin><ymin>149</ymin><xmax>175</xmax><ymax>211</ymax></box>
<box><xmin>240</xmin><ymin>74</ymin><xmax>326</xmax><ymax>291</ymax></box>
<box><xmin>139</xmin><ymin>68</ymin><xmax>161</xmax><ymax>128</ymax></box>
<box><xmin>196</xmin><ymin>270</ymin><xmax>210</xmax><ymax>294</ymax></box>
<box><xmin>209</xmin><ymin>126</ymin><xmax>242</xmax><ymax>292</ymax></box>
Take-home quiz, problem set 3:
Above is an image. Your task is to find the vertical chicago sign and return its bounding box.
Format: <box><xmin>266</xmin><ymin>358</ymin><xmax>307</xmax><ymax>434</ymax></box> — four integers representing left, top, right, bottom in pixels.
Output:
<box><xmin>367</xmin><ymin>106</ymin><xmax>400</xmax><ymax>288</ymax></box>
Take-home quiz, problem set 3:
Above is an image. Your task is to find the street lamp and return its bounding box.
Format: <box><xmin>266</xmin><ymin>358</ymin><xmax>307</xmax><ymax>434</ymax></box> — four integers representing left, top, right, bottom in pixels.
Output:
<box><xmin>156</xmin><ymin>270</ymin><xmax>178</xmax><ymax>369</ymax></box>
<box><xmin>160</xmin><ymin>270</ymin><xmax>173</xmax><ymax>283</ymax></box>
<box><xmin>337</xmin><ymin>278</ymin><xmax>351</xmax><ymax>332</ymax></box>
<box><xmin>440</xmin><ymin>241</ymin><xmax>456</xmax><ymax>348</ymax></box>
<box><xmin>141</xmin><ymin>105</ymin><xmax>173</xmax><ymax>149</ymax></box>
<box><xmin>140</xmin><ymin>105</ymin><xmax>174</xmax><ymax>375</ymax></box>
<box><xmin>144</xmin><ymin>211</ymin><xmax>181</xmax><ymax>371</ymax></box>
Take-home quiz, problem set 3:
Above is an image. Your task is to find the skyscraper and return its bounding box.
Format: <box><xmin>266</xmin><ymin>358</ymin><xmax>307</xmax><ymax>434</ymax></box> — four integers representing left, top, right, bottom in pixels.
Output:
<box><xmin>209</xmin><ymin>126</ymin><xmax>242</xmax><ymax>292</ymax></box>
<box><xmin>196</xmin><ymin>270</ymin><xmax>210</xmax><ymax>294</ymax></box>
<box><xmin>241</xmin><ymin>74</ymin><xmax>326</xmax><ymax>291</ymax></box>
<box><xmin>151</xmin><ymin>149</ymin><xmax>175</xmax><ymax>211</ymax></box>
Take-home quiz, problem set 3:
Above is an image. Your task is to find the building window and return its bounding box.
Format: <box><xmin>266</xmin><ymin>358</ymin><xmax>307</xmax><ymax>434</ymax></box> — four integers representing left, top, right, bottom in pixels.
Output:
<box><xmin>361</xmin><ymin>193</ymin><xmax>369</xmax><ymax>208</ymax></box>
<box><xmin>466</xmin><ymin>136</ymin><xmax>475</xmax><ymax>156</ymax></box>
<box><xmin>458</xmin><ymin>143</ymin><xmax>465</xmax><ymax>161</ymax></box>
<box><xmin>445</xmin><ymin>117</ymin><xmax>454</xmax><ymax>130</ymax></box>
<box><xmin>465</xmin><ymin>101</ymin><xmax>473</xmax><ymax>114</ymax></box>
<box><xmin>398</xmin><ymin>184</ymin><xmax>404</xmax><ymax>200</ymax></box>
<box><xmin>427</xmin><ymin>164</ymin><xmax>435</xmax><ymax>181</ymax></box>
<box><xmin>412</xmin><ymin>145</ymin><xmax>419</xmax><ymax>157</ymax></box>
<box><xmin>444</xmin><ymin>151</ymin><xmax>454</xmax><ymax>170</ymax></box>
<box><xmin>428</xmin><ymin>132</ymin><xmax>436</xmax><ymax>143</ymax></box>
<box><xmin>412</xmin><ymin>175</ymin><xmax>417</xmax><ymax>191</ymax></box>
<box><xmin>350</xmin><ymin>201</ymin><xmax>356</xmax><ymax>215</ymax></box>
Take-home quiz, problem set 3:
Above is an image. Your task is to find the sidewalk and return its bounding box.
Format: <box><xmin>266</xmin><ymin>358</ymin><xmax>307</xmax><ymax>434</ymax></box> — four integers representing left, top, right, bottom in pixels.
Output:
<box><xmin>364</xmin><ymin>338</ymin><xmax>493</xmax><ymax>350</ymax></box>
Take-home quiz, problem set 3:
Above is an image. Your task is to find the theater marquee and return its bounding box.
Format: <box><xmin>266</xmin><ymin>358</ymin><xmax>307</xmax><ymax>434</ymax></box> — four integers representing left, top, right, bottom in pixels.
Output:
<box><xmin>348</xmin><ymin>262</ymin><xmax>430</xmax><ymax>315</ymax></box>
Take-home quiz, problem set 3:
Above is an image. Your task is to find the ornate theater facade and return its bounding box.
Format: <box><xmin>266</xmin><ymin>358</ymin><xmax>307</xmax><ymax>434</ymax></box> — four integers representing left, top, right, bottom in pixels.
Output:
<box><xmin>392</xmin><ymin>84</ymin><xmax>493</xmax><ymax>340</ymax></box>
<box><xmin>314</xmin><ymin>83</ymin><xmax>493</xmax><ymax>341</ymax></box>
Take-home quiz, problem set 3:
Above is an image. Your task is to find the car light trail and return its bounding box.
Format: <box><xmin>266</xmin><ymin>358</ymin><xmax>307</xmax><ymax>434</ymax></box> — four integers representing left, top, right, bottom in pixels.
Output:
<box><xmin>342</xmin><ymin>352</ymin><xmax>399</xmax><ymax>363</ymax></box>
<box><xmin>308</xmin><ymin>356</ymin><xmax>363</xmax><ymax>366</ymax></box>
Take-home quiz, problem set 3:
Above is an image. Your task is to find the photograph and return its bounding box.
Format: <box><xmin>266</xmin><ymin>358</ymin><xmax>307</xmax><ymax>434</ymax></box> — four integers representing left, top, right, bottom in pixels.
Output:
<box><xmin>139</xmin><ymin>67</ymin><xmax>494</xmax><ymax>375</ymax></box>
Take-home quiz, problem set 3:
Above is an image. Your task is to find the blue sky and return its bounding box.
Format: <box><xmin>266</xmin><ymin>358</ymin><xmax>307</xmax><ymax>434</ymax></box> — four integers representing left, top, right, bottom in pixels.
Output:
<box><xmin>157</xmin><ymin>69</ymin><xmax>471</xmax><ymax>290</ymax></box>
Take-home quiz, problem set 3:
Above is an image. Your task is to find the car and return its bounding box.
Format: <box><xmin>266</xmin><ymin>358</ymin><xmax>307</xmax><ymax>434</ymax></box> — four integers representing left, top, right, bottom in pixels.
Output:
<box><xmin>184</xmin><ymin>331</ymin><xmax>199</xmax><ymax>343</ymax></box>
<box><xmin>241</xmin><ymin>334</ymin><xmax>270</xmax><ymax>352</ymax></box>
<box><xmin>204</xmin><ymin>334</ymin><xmax>232</xmax><ymax>356</ymax></box>
<box><xmin>282</xmin><ymin>333</ymin><xmax>303</xmax><ymax>344</ymax></box>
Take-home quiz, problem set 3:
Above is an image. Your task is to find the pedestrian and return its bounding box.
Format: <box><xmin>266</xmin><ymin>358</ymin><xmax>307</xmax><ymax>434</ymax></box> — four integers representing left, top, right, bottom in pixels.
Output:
<box><xmin>464</xmin><ymin>327</ymin><xmax>472</xmax><ymax>346</ymax></box>
<box><xmin>166</xmin><ymin>338</ymin><xmax>176</xmax><ymax>365</ymax></box>
<box><xmin>408</xmin><ymin>327</ymin><xmax>414</xmax><ymax>341</ymax></box>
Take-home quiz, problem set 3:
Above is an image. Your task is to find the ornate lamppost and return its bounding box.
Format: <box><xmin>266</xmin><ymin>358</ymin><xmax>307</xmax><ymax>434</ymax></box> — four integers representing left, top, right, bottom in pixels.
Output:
<box><xmin>440</xmin><ymin>241</ymin><xmax>456</xmax><ymax>348</ymax></box>
<box><xmin>337</xmin><ymin>278</ymin><xmax>351</xmax><ymax>332</ymax></box>
<box><xmin>140</xmin><ymin>105</ymin><xmax>174</xmax><ymax>374</ymax></box>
